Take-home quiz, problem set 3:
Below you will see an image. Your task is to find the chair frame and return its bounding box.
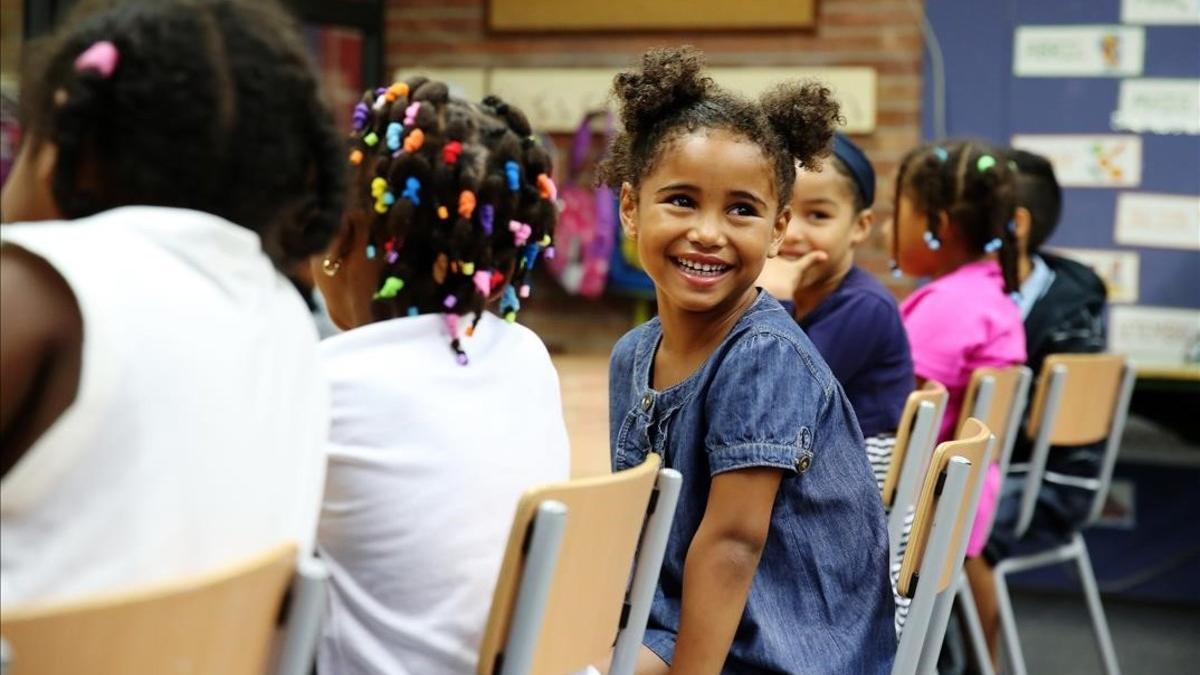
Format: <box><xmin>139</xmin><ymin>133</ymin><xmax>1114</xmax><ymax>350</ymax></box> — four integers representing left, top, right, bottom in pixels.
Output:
<box><xmin>0</xmin><ymin>546</ymin><xmax>328</xmax><ymax>675</ymax></box>
<box><xmin>951</xmin><ymin>366</ymin><xmax>1033</xmax><ymax>675</ymax></box>
<box><xmin>480</xmin><ymin>459</ymin><xmax>682</xmax><ymax>675</ymax></box>
<box><xmin>886</xmin><ymin>383</ymin><xmax>949</xmax><ymax>568</ymax></box>
<box><xmin>992</xmin><ymin>356</ymin><xmax>1136</xmax><ymax>675</ymax></box>
<box><xmin>893</xmin><ymin>417</ymin><xmax>995</xmax><ymax>675</ymax></box>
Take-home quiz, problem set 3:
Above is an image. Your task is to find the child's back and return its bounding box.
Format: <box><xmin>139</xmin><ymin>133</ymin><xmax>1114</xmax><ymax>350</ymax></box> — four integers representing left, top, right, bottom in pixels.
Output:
<box><xmin>0</xmin><ymin>0</ymin><xmax>343</xmax><ymax>605</ymax></box>
<box><xmin>317</xmin><ymin>313</ymin><xmax>568</xmax><ymax>674</ymax></box>
<box><xmin>610</xmin><ymin>292</ymin><xmax>895</xmax><ymax>672</ymax></box>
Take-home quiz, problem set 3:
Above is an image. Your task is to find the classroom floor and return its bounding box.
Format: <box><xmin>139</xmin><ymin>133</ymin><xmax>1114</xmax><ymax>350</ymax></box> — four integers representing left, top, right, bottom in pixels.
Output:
<box><xmin>553</xmin><ymin>355</ymin><xmax>1200</xmax><ymax>673</ymax></box>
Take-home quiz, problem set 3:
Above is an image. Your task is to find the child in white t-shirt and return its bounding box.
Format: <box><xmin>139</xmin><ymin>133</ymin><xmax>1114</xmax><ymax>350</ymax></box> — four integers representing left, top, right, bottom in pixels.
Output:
<box><xmin>312</xmin><ymin>79</ymin><xmax>571</xmax><ymax>674</ymax></box>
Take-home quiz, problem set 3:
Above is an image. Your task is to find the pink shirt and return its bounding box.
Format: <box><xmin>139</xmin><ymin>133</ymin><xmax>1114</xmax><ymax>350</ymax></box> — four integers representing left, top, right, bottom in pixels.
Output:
<box><xmin>900</xmin><ymin>259</ymin><xmax>1026</xmax><ymax>442</ymax></box>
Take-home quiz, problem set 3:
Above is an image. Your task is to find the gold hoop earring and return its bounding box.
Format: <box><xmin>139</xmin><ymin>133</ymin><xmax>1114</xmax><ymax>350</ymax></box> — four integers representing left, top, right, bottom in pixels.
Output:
<box><xmin>322</xmin><ymin>258</ymin><xmax>342</xmax><ymax>277</ymax></box>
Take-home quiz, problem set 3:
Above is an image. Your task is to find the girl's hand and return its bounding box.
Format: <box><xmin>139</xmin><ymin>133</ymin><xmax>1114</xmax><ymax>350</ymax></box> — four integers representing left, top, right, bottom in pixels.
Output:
<box><xmin>756</xmin><ymin>250</ymin><xmax>828</xmax><ymax>300</ymax></box>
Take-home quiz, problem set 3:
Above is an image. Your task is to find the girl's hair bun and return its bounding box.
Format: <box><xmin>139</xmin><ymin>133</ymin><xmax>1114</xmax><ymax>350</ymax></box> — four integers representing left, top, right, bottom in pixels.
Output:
<box><xmin>760</xmin><ymin>81</ymin><xmax>843</xmax><ymax>171</ymax></box>
<box><xmin>612</xmin><ymin>46</ymin><xmax>712</xmax><ymax>135</ymax></box>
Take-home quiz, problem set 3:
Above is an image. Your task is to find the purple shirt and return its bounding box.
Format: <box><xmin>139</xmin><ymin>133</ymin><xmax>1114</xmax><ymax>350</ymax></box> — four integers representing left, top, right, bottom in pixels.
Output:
<box><xmin>782</xmin><ymin>266</ymin><xmax>915</xmax><ymax>438</ymax></box>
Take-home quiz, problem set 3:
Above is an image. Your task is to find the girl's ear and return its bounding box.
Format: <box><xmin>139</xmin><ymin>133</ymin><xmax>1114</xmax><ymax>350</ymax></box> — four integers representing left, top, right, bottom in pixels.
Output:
<box><xmin>619</xmin><ymin>182</ymin><xmax>639</xmax><ymax>241</ymax></box>
<box><xmin>849</xmin><ymin>208</ymin><xmax>874</xmax><ymax>246</ymax></box>
<box><xmin>767</xmin><ymin>205</ymin><xmax>790</xmax><ymax>258</ymax></box>
<box><xmin>1012</xmin><ymin>205</ymin><xmax>1034</xmax><ymax>255</ymax></box>
<box><xmin>935</xmin><ymin>209</ymin><xmax>954</xmax><ymax>244</ymax></box>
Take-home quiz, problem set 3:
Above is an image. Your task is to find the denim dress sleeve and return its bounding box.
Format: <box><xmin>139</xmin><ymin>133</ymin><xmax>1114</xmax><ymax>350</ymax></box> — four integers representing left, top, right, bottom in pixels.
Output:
<box><xmin>703</xmin><ymin>331</ymin><xmax>820</xmax><ymax>477</ymax></box>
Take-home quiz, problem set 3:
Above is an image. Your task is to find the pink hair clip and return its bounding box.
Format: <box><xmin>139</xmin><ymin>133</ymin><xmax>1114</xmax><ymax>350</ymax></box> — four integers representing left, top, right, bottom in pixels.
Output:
<box><xmin>509</xmin><ymin>220</ymin><xmax>532</xmax><ymax>246</ymax></box>
<box><xmin>404</xmin><ymin>102</ymin><xmax>421</xmax><ymax>126</ymax></box>
<box><xmin>74</xmin><ymin>41</ymin><xmax>119</xmax><ymax>79</ymax></box>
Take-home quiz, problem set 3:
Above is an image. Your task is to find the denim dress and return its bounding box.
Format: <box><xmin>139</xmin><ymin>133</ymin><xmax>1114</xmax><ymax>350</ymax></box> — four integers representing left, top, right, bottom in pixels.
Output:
<box><xmin>609</xmin><ymin>291</ymin><xmax>895</xmax><ymax>674</ymax></box>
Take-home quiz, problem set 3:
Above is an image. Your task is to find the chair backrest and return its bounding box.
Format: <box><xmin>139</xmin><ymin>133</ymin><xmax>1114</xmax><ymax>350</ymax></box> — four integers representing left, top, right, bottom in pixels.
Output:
<box><xmin>0</xmin><ymin>544</ymin><xmax>301</xmax><ymax>675</ymax></box>
<box><xmin>478</xmin><ymin>454</ymin><xmax>663</xmax><ymax>675</ymax></box>
<box><xmin>897</xmin><ymin>418</ymin><xmax>994</xmax><ymax>599</ymax></box>
<box><xmin>958</xmin><ymin>365</ymin><xmax>1033</xmax><ymax>477</ymax></box>
<box><xmin>1016</xmin><ymin>354</ymin><xmax>1135</xmax><ymax>536</ymax></box>
<box><xmin>892</xmin><ymin>419</ymin><xmax>995</xmax><ymax>675</ymax></box>
<box><xmin>882</xmin><ymin>381</ymin><xmax>949</xmax><ymax>508</ymax></box>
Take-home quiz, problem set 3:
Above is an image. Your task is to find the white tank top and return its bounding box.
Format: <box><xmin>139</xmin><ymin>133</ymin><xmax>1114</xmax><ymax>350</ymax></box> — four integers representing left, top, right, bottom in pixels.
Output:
<box><xmin>0</xmin><ymin>206</ymin><xmax>329</xmax><ymax>606</ymax></box>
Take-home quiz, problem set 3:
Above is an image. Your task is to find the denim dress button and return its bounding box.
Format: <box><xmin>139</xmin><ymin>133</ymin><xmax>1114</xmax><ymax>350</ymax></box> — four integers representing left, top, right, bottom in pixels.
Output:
<box><xmin>795</xmin><ymin>455</ymin><xmax>812</xmax><ymax>473</ymax></box>
<box><xmin>641</xmin><ymin>393</ymin><xmax>654</xmax><ymax>411</ymax></box>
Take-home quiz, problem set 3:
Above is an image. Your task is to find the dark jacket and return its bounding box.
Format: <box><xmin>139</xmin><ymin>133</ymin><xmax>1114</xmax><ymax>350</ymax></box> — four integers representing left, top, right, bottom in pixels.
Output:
<box><xmin>1025</xmin><ymin>252</ymin><xmax>1107</xmax><ymax>377</ymax></box>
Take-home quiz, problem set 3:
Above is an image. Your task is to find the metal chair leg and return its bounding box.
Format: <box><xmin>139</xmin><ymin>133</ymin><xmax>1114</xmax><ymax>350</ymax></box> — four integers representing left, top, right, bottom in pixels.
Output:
<box><xmin>992</xmin><ymin>561</ymin><xmax>1027</xmax><ymax>675</ymax></box>
<box><xmin>956</xmin><ymin>575</ymin><xmax>995</xmax><ymax>675</ymax></box>
<box><xmin>1074</xmin><ymin>534</ymin><xmax>1121</xmax><ymax>675</ymax></box>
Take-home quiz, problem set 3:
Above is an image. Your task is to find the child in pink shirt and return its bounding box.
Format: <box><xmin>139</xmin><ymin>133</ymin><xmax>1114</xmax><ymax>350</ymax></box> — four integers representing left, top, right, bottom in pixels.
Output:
<box><xmin>892</xmin><ymin>139</ymin><xmax>1025</xmax><ymax>665</ymax></box>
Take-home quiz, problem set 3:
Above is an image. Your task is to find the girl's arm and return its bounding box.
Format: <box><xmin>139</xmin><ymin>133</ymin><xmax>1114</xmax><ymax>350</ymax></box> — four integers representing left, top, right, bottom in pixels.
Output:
<box><xmin>670</xmin><ymin>467</ymin><xmax>783</xmax><ymax>674</ymax></box>
<box><xmin>0</xmin><ymin>245</ymin><xmax>82</xmax><ymax>476</ymax></box>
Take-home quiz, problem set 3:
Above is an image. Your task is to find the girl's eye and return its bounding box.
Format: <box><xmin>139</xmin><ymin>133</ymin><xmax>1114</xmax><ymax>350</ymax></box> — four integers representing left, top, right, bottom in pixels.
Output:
<box><xmin>729</xmin><ymin>203</ymin><xmax>759</xmax><ymax>217</ymax></box>
<box><xmin>808</xmin><ymin>210</ymin><xmax>833</xmax><ymax>222</ymax></box>
<box><xmin>666</xmin><ymin>194</ymin><xmax>695</xmax><ymax>208</ymax></box>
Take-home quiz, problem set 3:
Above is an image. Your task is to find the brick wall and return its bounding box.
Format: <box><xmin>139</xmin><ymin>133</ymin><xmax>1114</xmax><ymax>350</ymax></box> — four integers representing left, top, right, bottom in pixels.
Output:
<box><xmin>384</xmin><ymin>0</ymin><xmax>925</xmax><ymax>352</ymax></box>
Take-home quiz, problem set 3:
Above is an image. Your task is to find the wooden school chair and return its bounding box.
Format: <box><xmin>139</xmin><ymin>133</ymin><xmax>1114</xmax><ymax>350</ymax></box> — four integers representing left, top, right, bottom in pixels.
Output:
<box><xmin>951</xmin><ymin>365</ymin><xmax>1033</xmax><ymax>673</ymax></box>
<box><xmin>892</xmin><ymin>418</ymin><xmax>995</xmax><ymax>675</ymax></box>
<box><xmin>882</xmin><ymin>381</ymin><xmax>949</xmax><ymax>567</ymax></box>
<box><xmin>993</xmin><ymin>354</ymin><xmax>1135</xmax><ymax>675</ymax></box>
<box><xmin>0</xmin><ymin>543</ymin><xmax>327</xmax><ymax>675</ymax></box>
<box><xmin>477</xmin><ymin>453</ymin><xmax>682</xmax><ymax>675</ymax></box>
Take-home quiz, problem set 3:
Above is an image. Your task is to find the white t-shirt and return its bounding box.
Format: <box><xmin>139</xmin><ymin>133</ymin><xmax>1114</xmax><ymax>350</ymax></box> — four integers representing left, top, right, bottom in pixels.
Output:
<box><xmin>316</xmin><ymin>313</ymin><xmax>570</xmax><ymax>675</ymax></box>
<box><xmin>0</xmin><ymin>206</ymin><xmax>328</xmax><ymax>606</ymax></box>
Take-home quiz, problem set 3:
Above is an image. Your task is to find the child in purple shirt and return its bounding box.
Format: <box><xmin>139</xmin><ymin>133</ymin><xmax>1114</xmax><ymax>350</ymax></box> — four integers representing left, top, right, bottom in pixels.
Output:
<box><xmin>759</xmin><ymin>134</ymin><xmax>913</xmax><ymax>489</ymax></box>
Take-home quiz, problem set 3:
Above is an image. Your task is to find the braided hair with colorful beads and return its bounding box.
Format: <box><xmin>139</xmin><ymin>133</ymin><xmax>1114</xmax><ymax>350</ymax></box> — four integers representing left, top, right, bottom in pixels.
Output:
<box><xmin>892</xmin><ymin>139</ymin><xmax>1020</xmax><ymax>293</ymax></box>
<box><xmin>345</xmin><ymin>78</ymin><xmax>557</xmax><ymax>364</ymax></box>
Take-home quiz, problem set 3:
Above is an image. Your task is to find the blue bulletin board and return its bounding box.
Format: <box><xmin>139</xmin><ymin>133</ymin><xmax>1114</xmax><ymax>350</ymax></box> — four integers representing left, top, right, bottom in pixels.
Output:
<box><xmin>922</xmin><ymin>0</ymin><xmax>1200</xmax><ymax>364</ymax></box>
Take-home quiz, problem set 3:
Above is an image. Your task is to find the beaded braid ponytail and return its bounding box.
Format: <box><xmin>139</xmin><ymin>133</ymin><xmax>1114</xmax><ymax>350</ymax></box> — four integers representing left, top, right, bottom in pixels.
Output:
<box><xmin>893</xmin><ymin>139</ymin><xmax>1019</xmax><ymax>293</ymax></box>
<box><xmin>346</xmin><ymin>81</ymin><xmax>557</xmax><ymax>365</ymax></box>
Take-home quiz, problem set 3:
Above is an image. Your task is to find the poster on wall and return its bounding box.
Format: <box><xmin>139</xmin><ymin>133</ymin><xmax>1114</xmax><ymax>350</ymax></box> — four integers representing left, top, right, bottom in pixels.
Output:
<box><xmin>1013</xmin><ymin>26</ymin><xmax>1144</xmax><ymax>77</ymax></box>
<box><xmin>1114</xmin><ymin>192</ymin><xmax>1200</xmax><ymax>250</ymax></box>
<box><xmin>1111</xmin><ymin>78</ymin><xmax>1200</xmax><ymax>135</ymax></box>
<box><xmin>1121</xmin><ymin>0</ymin><xmax>1200</xmax><ymax>25</ymax></box>
<box><xmin>1051</xmin><ymin>248</ymin><xmax>1140</xmax><ymax>303</ymax></box>
<box><xmin>1010</xmin><ymin>134</ymin><xmax>1142</xmax><ymax>187</ymax></box>
<box><xmin>1109</xmin><ymin>305</ymin><xmax>1200</xmax><ymax>366</ymax></box>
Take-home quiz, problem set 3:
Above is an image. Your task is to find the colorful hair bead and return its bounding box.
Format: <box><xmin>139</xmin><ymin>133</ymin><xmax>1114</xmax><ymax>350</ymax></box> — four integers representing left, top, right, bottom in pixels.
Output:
<box><xmin>461</xmin><ymin>261</ymin><xmax>476</xmax><ymax>275</ymax></box>
<box><xmin>536</xmin><ymin>173</ymin><xmax>557</xmax><ymax>201</ymax></box>
<box><xmin>519</xmin><ymin>284</ymin><xmax>531</xmax><ymax>298</ymax></box>
<box><xmin>385</xmin><ymin>82</ymin><xmax>408</xmax><ymax>102</ymax></box>
<box><xmin>889</xmin><ymin>259</ymin><xmax>903</xmax><ymax>278</ymax></box>
<box><xmin>372</xmin><ymin>94</ymin><xmax>388</xmax><ymax>111</ymax></box>
<box><xmin>384</xmin><ymin>239</ymin><xmax>399</xmax><ymax>264</ymax></box>
<box><xmin>443</xmin><ymin>141</ymin><xmax>463</xmax><ymax>165</ymax></box>
<box><xmin>386</xmin><ymin>122</ymin><xmax>403</xmax><ymax>151</ymax></box>
<box><xmin>977</xmin><ymin>154</ymin><xmax>997</xmax><ymax>172</ymax></box>
<box><xmin>371</xmin><ymin>177</ymin><xmax>387</xmax><ymax>198</ymax></box>
<box><xmin>374</xmin><ymin>276</ymin><xmax>405</xmax><ymax>299</ymax></box>
<box><xmin>500</xmin><ymin>284</ymin><xmax>520</xmax><ymax>323</ymax></box>
<box><xmin>402</xmin><ymin>177</ymin><xmax>421</xmax><ymax>205</ymax></box>
<box><xmin>365</xmin><ymin>244</ymin><xmax>377</xmax><ymax>260</ymax></box>
<box><xmin>538</xmin><ymin>234</ymin><xmax>551</xmax><ymax>247</ymax></box>
<box><xmin>983</xmin><ymin>237</ymin><xmax>1003</xmax><ymax>253</ymax></box>
<box><xmin>403</xmin><ymin>128</ymin><xmax>425</xmax><ymax>154</ymax></box>
<box><xmin>923</xmin><ymin>230</ymin><xmax>942</xmax><ymax>251</ymax></box>
<box><xmin>544</xmin><ymin>246</ymin><xmax>556</xmax><ymax>260</ymax></box>
<box><xmin>473</xmin><ymin>270</ymin><xmax>491</xmax><ymax>296</ymax></box>
<box><xmin>1007</xmin><ymin>219</ymin><xmax>1017</xmax><ymax>234</ymax></box>
<box><xmin>481</xmin><ymin>205</ymin><xmax>495</xmax><ymax>235</ymax></box>
<box><xmin>349</xmin><ymin>149</ymin><xmax>363</xmax><ymax>165</ymax></box>
<box><xmin>437</xmin><ymin>205</ymin><xmax>449</xmax><ymax>220</ymax></box>
<box><xmin>522</xmin><ymin>243</ymin><xmax>541</xmax><ymax>274</ymax></box>
<box><xmin>407</xmin><ymin>306</ymin><xmax>419</xmax><ymax>317</ymax></box>
<box><xmin>363</xmin><ymin>132</ymin><xmax>379</xmax><ymax>147</ymax></box>
<box><xmin>352</xmin><ymin>102</ymin><xmax>369</xmax><ymax>131</ymax></box>
<box><xmin>458</xmin><ymin>191</ymin><xmax>476</xmax><ymax>219</ymax></box>
<box><xmin>443</xmin><ymin>294</ymin><xmax>458</xmax><ymax>309</ymax></box>
<box><xmin>404</xmin><ymin>102</ymin><xmax>421</xmax><ymax>126</ymax></box>
<box><xmin>932</xmin><ymin>146</ymin><xmax>949</xmax><ymax>162</ymax></box>
<box><xmin>509</xmin><ymin>220</ymin><xmax>532</xmax><ymax>246</ymax></box>
<box><xmin>74</xmin><ymin>41</ymin><xmax>120</xmax><ymax>78</ymax></box>
<box><xmin>504</xmin><ymin>161</ymin><xmax>520</xmax><ymax>191</ymax></box>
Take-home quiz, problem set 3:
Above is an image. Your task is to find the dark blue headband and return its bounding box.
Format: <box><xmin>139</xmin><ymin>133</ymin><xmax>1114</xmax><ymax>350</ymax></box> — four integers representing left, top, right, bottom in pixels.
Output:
<box><xmin>831</xmin><ymin>133</ymin><xmax>875</xmax><ymax>208</ymax></box>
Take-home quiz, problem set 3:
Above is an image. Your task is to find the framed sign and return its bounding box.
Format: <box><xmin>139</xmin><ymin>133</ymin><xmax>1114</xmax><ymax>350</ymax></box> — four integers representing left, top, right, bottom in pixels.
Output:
<box><xmin>489</xmin><ymin>0</ymin><xmax>817</xmax><ymax>32</ymax></box>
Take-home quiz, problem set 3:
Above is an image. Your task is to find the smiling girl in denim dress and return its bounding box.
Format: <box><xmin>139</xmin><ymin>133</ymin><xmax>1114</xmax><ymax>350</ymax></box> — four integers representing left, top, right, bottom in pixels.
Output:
<box><xmin>601</xmin><ymin>47</ymin><xmax>895</xmax><ymax>675</ymax></box>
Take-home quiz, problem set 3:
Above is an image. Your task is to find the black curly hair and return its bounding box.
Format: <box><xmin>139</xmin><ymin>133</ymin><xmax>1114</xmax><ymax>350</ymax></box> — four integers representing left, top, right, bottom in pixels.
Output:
<box><xmin>345</xmin><ymin>79</ymin><xmax>557</xmax><ymax>364</ymax></box>
<box><xmin>18</xmin><ymin>0</ymin><xmax>345</xmax><ymax>270</ymax></box>
<box><xmin>597</xmin><ymin>46</ymin><xmax>843</xmax><ymax>209</ymax></box>
<box><xmin>893</xmin><ymin>139</ymin><xmax>1019</xmax><ymax>293</ymax></box>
